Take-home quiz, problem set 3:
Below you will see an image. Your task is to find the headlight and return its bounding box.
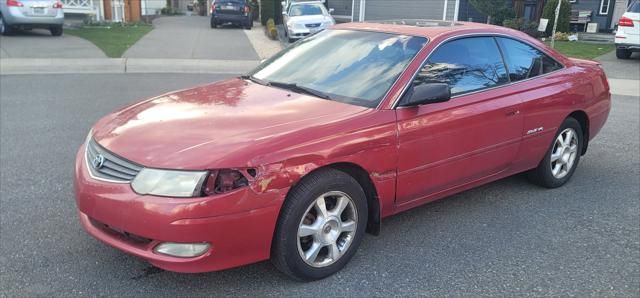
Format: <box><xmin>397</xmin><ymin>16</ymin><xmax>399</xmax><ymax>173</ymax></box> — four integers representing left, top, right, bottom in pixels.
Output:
<box><xmin>131</xmin><ymin>168</ymin><xmax>208</xmax><ymax>197</ymax></box>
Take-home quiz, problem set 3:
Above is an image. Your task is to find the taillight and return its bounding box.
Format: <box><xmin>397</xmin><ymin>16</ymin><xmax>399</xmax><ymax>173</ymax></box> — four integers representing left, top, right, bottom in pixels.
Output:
<box><xmin>53</xmin><ymin>1</ymin><xmax>63</xmax><ymax>8</ymax></box>
<box><xmin>619</xmin><ymin>16</ymin><xmax>635</xmax><ymax>27</ymax></box>
<box><xmin>244</xmin><ymin>5</ymin><xmax>250</xmax><ymax>14</ymax></box>
<box><xmin>6</xmin><ymin>0</ymin><xmax>24</xmax><ymax>7</ymax></box>
<box><xmin>202</xmin><ymin>169</ymin><xmax>255</xmax><ymax>195</ymax></box>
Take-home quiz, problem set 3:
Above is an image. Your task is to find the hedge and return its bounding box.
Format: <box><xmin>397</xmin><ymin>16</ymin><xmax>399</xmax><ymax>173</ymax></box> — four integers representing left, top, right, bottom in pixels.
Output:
<box><xmin>541</xmin><ymin>0</ymin><xmax>571</xmax><ymax>36</ymax></box>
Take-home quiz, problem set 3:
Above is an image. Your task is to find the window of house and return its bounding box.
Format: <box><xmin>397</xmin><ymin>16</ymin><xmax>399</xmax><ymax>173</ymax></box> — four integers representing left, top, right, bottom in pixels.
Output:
<box><xmin>599</xmin><ymin>0</ymin><xmax>611</xmax><ymax>15</ymax></box>
<box><xmin>496</xmin><ymin>37</ymin><xmax>563</xmax><ymax>82</ymax></box>
<box><xmin>414</xmin><ymin>37</ymin><xmax>509</xmax><ymax>96</ymax></box>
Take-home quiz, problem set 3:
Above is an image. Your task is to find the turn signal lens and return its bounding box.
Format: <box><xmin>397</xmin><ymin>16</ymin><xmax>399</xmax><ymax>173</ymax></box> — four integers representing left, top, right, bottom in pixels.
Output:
<box><xmin>154</xmin><ymin>242</ymin><xmax>210</xmax><ymax>258</ymax></box>
<box><xmin>203</xmin><ymin>169</ymin><xmax>254</xmax><ymax>195</ymax></box>
<box><xmin>52</xmin><ymin>1</ymin><xmax>63</xmax><ymax>8</ymax></box>
<box><xmin>7</xmin><ymin>0</ymin><xmax>24</xmax><ymax>7</ymax></box>
<box><xmin>619</xmin><ymin>16</ymin><xmax>634</xmax><ymax>27</ymax></box>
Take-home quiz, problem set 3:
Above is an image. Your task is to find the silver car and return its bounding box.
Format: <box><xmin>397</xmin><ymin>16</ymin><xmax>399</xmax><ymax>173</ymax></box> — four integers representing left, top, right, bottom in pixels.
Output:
<box><xmin>0</xmin><ymin>0</ymin><xmax>64</xmax><ymax>36</ymax></box>
<box><xmin>282</xmin><ymin>1</ymin><xmax>334</xmax><ymax>43</ymax></box>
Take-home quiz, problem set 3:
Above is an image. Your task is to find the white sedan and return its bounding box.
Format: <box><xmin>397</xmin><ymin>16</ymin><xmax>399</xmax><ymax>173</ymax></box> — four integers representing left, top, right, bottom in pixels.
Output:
<box><xmin>283</xmin><ymin>1</ymin><xmax>335</xmax><ymax>43</ymax></box>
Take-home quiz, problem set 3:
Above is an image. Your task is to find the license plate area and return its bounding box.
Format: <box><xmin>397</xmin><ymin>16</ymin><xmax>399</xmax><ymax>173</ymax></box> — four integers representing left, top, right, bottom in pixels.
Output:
<box><xmin>33</xmin><ymin>7</ymin><xmax>46</xmax><ymax>15</ymax></box>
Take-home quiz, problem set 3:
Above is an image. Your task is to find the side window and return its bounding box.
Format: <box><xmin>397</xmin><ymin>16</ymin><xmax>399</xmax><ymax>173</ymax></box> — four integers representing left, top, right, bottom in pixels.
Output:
<box><xmin>496</xmin><ymin>37</ymin><xmax>563</xmax><ymax>82</ymax></box>
<box><xmin>414</xmin><ymin>37</ymin><xmax>509</xmax><ymax>96</ymax></box>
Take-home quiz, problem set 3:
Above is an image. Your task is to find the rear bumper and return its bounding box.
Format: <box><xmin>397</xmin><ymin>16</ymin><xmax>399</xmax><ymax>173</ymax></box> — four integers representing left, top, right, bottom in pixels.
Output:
<box><xmin>212</xmin><ymin>14</ymin><xmax>250</xmax><ymax>24</ymax></box>
<box><xmin>74</xmin><ymin>145</ymin><xmax>288</xmax><ymax>273</ymax></box>
<box><xmin>3</xmin><ymin>7</ymin><xmax>64</xmax><ymax>26</ymax></box>
<box><xmin>615</xmin><ymin>42</ymin><xmax>640</xmax><ymax>51</ymax></box>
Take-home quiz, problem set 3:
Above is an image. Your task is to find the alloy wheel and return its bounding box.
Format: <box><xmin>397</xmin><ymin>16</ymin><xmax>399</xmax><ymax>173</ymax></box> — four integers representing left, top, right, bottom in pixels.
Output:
<box><xmin>297</xmin><ymin>191</ymin><xmax>358</xmax><ymax>268</ymax></box>
<box><xmin>550</xmin><ymin>128</ymin><xmax>579</xmax><ymax>179</ymax></box>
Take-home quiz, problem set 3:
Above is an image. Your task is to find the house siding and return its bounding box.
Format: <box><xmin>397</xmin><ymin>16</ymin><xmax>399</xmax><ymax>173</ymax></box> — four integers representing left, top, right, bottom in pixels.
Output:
<box><xmin>329</xmin><ymin>0</ymin><xmax>353</xmax><ymax>16</ymax></box>
<box><xmin>458</xmin><ymin>0</ymin><xmax>489</xmax><ymax>22</ymax></box>
<box><xmin>571</xmin><ymin>0</ymin><xmax>614</xmax><ymax>30</ymax></box>
<box><xmin>363</xmin><ymin>0</ymin><xmax>447</xmax><ymax>21</ymax></box>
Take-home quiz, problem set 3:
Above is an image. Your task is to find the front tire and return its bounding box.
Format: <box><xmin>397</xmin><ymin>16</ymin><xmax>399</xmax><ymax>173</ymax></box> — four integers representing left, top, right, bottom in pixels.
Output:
<box><xmin>528</xmin><ymin>117</ymin><xmax>583</xmax><ymax>188</ymax></box>
<box><xmin>272</xmin><ymin>168</ymin><xmax>368</xmax><ymax>281</ymax></box>
<box><xmin>616</xmin><ymin>48</ymin><xmax>632</xmax><ymax>59</ymax></box>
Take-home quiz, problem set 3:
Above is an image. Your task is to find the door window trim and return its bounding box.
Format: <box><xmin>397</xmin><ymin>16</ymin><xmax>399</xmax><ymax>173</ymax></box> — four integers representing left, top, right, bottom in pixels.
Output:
<box><xmin>391</xmin><ymin>33</ymin><xmax>566</xmax><ymax>109</ymax></box>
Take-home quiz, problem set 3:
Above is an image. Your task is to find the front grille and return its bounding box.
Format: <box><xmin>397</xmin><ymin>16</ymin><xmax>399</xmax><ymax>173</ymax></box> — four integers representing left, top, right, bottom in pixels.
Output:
<box><xmin>305</xmin><ymin>23</ymin><xmax>321</xmax><ymax>28</ymax></box>
<box><xmin>86</xmin><ymin>139</ymin><xmax>142</xmax><ymax>183</ymax></box>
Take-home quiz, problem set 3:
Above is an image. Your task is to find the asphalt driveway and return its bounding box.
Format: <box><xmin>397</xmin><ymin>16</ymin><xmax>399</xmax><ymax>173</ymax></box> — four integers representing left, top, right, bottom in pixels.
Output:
<box><xmin>123</xmin><ymin>16</ymin><xmax>260</xmax><ymax>60</ymax></box>
<box><xmin>0</xmin><ymin>72</ymin><xmax>638</xmax><ymax>296</ymax></box>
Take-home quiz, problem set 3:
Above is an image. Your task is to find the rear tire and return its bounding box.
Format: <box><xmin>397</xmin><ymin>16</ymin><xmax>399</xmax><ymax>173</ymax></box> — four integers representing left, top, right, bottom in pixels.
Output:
<box><xmin>50</xmin><ymin>25</ymin><xmax>63</xmax><ymax>36</ymax></box>
<box><xmin>0</xmin><ymin>14</ymin><xmax>14</xmax><ymax>36</ymax></box>
<box><xmin>616</xmin><ymin>48</ymin><xmax>632</xmax><ymax>59</ymax></box>
<box><xmin>271</xmin><ymin>168</ymin><xmax>368</xmax><ymax>281</ymax></box>
<box><xmin>528</xmin><ymin>117</ymin><xmax>583</xmax><ymax>188</ymax></box>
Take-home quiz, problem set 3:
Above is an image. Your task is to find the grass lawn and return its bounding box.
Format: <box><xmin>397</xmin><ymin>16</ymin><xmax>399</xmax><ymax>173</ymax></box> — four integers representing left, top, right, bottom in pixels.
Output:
<box><xmin>65</xmin><ymin>24</ymin><xmax>153</xmax><ymax>58</ymax></box>
<box><xmin>547</xmin><ymin>41</ymin><xmax>615</xmax><ymax>60</ymax></box>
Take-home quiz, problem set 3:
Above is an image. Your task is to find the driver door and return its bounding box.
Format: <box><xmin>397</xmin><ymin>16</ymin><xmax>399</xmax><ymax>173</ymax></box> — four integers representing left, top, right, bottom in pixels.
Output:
<box><xmin>395</xmin><ymin>36</ymin><xmax>524</xmax><ymax>205</ymax></box>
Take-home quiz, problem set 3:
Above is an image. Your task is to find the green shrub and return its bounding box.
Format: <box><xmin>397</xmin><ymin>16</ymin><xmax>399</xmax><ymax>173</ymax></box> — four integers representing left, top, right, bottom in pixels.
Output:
<box><xmin>266</xmin><ymin>18</ymin><xmax>278</xmax><ymax>40</ymax></box>
<box><xmin>503</xmin><ymin>17</ymin><xmax>539</xmax><ymax>37</ymax></box>
<box><xmin>469</xmin><ymin>0</ymin><xmax>514</xmax><ymax>25</ymax></box>
<box><xmin>541</xmin><ymin>0</ymin><xmax>571</xmax><ymax>36</ymax></box>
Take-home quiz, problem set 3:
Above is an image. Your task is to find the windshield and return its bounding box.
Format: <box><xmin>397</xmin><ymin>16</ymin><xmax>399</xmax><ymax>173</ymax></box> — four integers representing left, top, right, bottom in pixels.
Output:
<box><xmin>289</xmin><ymin>4</ymin><xmax>325</xmax><ymax>16</ymax></box>
<box><xmin>251</xmin><ymin>30</ymin><xmax>427</xmax><ymax>108</ymax></box>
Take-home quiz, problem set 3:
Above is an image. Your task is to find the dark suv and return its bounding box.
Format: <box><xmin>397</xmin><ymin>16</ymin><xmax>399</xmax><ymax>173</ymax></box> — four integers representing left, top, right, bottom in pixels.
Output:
<box><xmin>210</xmin><ymin>0</ymin><xmax>253</xmax><ymax>29</ymax></box>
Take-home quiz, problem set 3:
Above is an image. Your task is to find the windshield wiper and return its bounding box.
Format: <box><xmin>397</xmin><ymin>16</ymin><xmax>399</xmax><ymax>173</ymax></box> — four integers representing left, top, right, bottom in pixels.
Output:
<box><xmin>239</xmin><ymin>75</ymin><xmax>269</xmax><ymax>86</ymax></box>
<box><xmin>269</xmin><ymin>81</ymin><xmax>332</xmax><ymax>100</ymax></box>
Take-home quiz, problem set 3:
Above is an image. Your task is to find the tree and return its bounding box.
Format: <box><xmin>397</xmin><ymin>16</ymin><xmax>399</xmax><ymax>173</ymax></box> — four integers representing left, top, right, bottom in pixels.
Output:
<box><xmin>542</xmin><ymin>0</ymin><xmax>571</xmax><ymax>36</ymax></box>
<box><xmin>469</xmin><ymin>0</ymin><xmax>514</xmax><ymax>25</ymax></box>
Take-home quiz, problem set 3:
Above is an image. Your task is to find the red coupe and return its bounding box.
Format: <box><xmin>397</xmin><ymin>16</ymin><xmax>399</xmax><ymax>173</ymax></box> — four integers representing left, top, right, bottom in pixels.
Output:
<box><xmin>75</xmin><ymin>20</ymin><xmax>611</xmax><ymax>280</ymax></box>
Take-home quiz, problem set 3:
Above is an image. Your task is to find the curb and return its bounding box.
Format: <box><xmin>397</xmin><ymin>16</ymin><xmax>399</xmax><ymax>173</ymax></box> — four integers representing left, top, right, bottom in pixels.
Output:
<box><xmin>0</xmin><ymin>58</ymin><xmax>260</xmax><ymax>75</ymax></box>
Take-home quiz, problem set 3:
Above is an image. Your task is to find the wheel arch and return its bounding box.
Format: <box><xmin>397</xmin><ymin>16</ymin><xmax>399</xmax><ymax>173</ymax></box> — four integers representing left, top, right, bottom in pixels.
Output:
<box><xmin>568</xmin><ymin>110</ymin><xmax>590</xmax><ymax>155</ymax></box>
<box><xmin>280</xmin><ymin>161</ymin><xmax>382</xmax><ymax>236</ymax></box>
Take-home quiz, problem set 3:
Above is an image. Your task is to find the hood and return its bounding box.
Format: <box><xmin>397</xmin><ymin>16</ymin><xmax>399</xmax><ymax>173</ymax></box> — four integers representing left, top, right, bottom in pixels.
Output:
<box><xmin>289</xmin><ymin>14</ymin><xmax>330</xmax><ymax>24</ymax></box>
<box><xmin>92</xmin><ymin>78</ymin><xmax>369</xmax><ymax>170</ymax></box>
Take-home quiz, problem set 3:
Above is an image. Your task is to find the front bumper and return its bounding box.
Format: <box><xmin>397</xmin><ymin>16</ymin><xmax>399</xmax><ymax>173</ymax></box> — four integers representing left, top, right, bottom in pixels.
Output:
<box><xmin>74</xmin><ymin>145</ymin><xmax>288</xmax><ymax>273</ymax></box>
<box><xmin>287</xmin><ymin>26</ymin><xmax>326</xmax><ymax>39</ymax></box>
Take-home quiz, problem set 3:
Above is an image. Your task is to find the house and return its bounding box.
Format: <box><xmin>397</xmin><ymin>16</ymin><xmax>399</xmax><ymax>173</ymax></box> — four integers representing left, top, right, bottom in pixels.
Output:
<box><xmin>326</xmin><ymin>0</ymin><xmax>633</xmax><ymax>32</ymax></box>
<box><xmin>61</xmin><ymin>0</ymin><xmax>144</xmax><ymax>22</ymax></box>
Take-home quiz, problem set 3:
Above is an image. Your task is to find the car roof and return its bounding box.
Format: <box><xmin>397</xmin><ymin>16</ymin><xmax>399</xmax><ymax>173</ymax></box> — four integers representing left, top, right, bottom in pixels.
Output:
<box><xmin>334</xmin><ymin>19</ymin><xmax>517</xmax><ymax>40</ymax></box>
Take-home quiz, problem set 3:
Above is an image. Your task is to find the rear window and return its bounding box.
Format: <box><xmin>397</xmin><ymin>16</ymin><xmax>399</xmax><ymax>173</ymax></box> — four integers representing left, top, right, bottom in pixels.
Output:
<box><xmin>629</xmin><ymin>1</ymin><xmax>640</xmax><ymax>13</ymax></box>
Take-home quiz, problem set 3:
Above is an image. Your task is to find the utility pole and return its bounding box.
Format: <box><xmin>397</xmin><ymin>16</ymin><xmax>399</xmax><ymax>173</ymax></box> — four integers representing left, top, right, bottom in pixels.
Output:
<box><xmin>551</xmin><ymin>0</ymin><xmax>562</xmax><ymax>48</ymax></box>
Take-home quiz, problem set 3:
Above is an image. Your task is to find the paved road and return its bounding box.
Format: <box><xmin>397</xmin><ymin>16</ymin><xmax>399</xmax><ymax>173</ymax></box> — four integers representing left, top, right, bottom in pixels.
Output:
<box><xmin>0</xmin><ymin>29</ymin><xmax>105</xmax><ymax>58</ymax></box>
<box><xmin>0</xmin><ymin>74</ymin><xmax>638</xmax><ymax>297</ymax></box>
<box><xmin>123</xmin><ymin>16</ymin><xmax>260</xmax><ymax>60</ymax></box>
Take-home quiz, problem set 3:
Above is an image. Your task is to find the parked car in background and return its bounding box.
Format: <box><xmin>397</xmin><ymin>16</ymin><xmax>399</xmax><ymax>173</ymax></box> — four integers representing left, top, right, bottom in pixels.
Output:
<box><xmin>283</xmin><ymin>1</ymin><xmax>334</xmax><ymax>42</ymax></box>
<box><xmin>210</xmin><ymin>0</ymin><xmax>252</xmax><ymax>30</ymax></box>
<box><xmin>75</xmin><ymin>20</ymin><xmax>610</xmax><ymax>281</ymax></box>
<box><xmin>0</xmin><ymin>0</ymin><xmax>64</xmax><ymax>36</ymax></box>
<box><xmin>615</xmin><ymin>0</ymin><xmax>640</xmax><ymax>59</ymax></box>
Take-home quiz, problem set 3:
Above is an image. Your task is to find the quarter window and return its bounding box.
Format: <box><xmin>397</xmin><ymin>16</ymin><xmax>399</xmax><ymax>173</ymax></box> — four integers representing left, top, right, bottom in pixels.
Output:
<box><xmin>496</xmin><ymin>37</ymin><xmax>563</xmax><ymax>82</ymax></box>
<box><xmin>414</xmin><ymin>37</ymin><xmax>509</xmax><ymax>96</ymax></box>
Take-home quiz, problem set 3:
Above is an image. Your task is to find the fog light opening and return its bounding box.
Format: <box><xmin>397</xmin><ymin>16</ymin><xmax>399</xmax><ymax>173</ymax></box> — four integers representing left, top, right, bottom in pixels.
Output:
<box><xmin>153</xmin><ymin>242</ymin><xmax>210</xmax><ymax>258</ymax></box>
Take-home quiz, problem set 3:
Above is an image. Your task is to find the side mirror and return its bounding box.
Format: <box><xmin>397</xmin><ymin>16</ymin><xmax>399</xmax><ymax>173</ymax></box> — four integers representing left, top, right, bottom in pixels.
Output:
<box><xmin>329</xmin><ymin>8</ymin><xmax>335</xmax><ymax>14</ymax></box>
<box><xmin>399</xmin><ymin>83</ymin><xmax>451</xmax><ymax>107</ymax></box>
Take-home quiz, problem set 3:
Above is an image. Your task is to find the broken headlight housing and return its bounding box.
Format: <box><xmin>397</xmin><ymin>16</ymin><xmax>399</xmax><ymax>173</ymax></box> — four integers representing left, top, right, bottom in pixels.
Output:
<box><xmin>131</xmin><ymin>168</ymin><xmax>255</xmax><ymax>198</ymax></box>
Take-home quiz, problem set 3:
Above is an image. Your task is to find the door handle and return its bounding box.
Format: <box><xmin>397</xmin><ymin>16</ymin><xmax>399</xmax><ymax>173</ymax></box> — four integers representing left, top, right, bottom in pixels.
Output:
<box><xmin>506</xmin><ymin>110</ymin><xmax>520</xmax><ymax>117</ymax></box>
